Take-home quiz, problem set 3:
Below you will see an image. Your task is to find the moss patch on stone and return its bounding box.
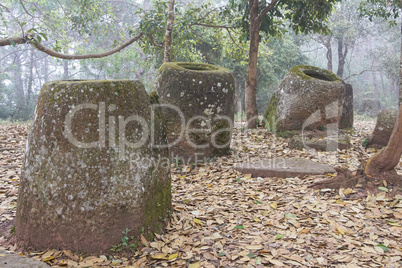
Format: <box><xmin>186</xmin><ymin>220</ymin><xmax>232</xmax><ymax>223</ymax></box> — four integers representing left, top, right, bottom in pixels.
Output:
<box><xmin>158</xmin><ymin>62</ymin><xmax>229</xmax><ymax>73</ymax></box>
<box><xmin>288</xmin><ymin>65</ymin><xmax>342</xmax><ymax>82</ymax></box>
<box><xmin>264</xmin><ymin>94</ymin><xmax>280</xmax><ymax>131</ymax></box>
<box><xmin>142</xmin><ymin>174</ymin><xmax>172</xmax><ymax>241</ymax></box>
<box><xmin>149</xmin><ymin>90</ymin><xmax>160</xmax><ymax>104</ymax></box>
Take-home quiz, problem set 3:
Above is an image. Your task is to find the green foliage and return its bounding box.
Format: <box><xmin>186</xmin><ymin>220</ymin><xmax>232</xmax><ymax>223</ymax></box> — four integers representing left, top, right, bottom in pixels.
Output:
<box><xmin>223</xmin><ymin>0</ymin><xmax>340</xmax><ymax>42</ymax></box>
<box><xmin>359</xmin><ymin>0</ymin><xmax>402</xmax><ymax>25</ymax></box>
<box><xmin>135</xmin><ymin>0</ymin><xmax>223</xmax><ymax>64</ymax></box>
<box><xmin>110</xmin><ymin>228</ymin><xmax>137</xmax><ymax>253</ymax></box>
<box><xmin>362</xmin><ymin>137</ymin><xmax>369</xmax><ymax>148</ymax></box>
<box><xmin>256</xmin><ymin>35</ymin><xmax>308</xmax><ymax>113</ymax></box>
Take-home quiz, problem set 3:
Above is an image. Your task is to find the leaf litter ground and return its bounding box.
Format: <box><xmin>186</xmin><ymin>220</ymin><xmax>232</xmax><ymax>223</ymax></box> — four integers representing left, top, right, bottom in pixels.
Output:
<box><xmin>0</xmin><ymin>119</ymin><xmax>401</xmax><ymax>267</ymax></box>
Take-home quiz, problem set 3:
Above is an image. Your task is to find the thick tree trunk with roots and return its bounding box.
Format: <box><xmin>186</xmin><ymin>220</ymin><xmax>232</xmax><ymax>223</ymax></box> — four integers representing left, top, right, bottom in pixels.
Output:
<box><xmin>365</xmin><ymin>104</ymin><xmax>402</xmax><ymax>178</ymax></box>
<box><xmin>364</xmin><ymin>23</ymin><xmax>402</xmax><ymax>185</ymax></box>
<box><xmin>313</xmin><ymin>24</ymin><xmax>402</xmax><ymax>194</ymax></box>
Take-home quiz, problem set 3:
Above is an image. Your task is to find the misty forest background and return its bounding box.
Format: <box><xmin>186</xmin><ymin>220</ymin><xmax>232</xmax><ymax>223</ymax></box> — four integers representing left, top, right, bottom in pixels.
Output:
<box><xmin>0</xmin><ymin>0</ymin><xmax>400</xmax><ymax>121</ymax></box>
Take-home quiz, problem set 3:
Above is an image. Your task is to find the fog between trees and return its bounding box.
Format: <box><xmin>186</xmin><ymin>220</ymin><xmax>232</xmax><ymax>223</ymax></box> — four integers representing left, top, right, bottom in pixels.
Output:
<box><xmin>0</xmin><ymin>0</ymin><xmax>399</xmax><ymax>121</ymax></box>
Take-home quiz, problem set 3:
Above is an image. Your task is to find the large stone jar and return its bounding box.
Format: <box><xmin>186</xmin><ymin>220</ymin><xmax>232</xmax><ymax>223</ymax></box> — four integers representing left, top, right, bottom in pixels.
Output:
<box><xmin>16</xmin><ymin>80</ymin><xmax>171</xmax><ymax>253</ymax></box>
<box><xmin>152</xmin><ymin>62</ymin><xmax>235</xmax><ymax>163</ymax></box>
<box><xmin>264</xmin><ymin>65</ymin><xmax>346</xmax><ymax>131</ymax></box>
<box><xmin>368</xmin><ymin>108</ymin><xmax>398</xmax><ymax>147</ymax></box>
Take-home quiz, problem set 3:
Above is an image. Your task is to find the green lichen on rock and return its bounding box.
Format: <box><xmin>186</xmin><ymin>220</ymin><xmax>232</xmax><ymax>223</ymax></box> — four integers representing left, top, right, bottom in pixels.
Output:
<box><xmin>142</xmin><ymin>173</ymin><xmax>172</xmax><ymax>241</ymax></box>
<box><xmin>263</xmin><ymin>94</ymin><xmax>280</xmax><ymax>131</ymax></box>
<box><xmin>149</xmin><ymin>90</ymin><xmax>160</xmax><ymax>104</ymax></box>
<box><xmin>288</xmin><ymin>65</ymin><xmax>341</xmax><ymax>82</ymax></box>
<box><xmin>16</xmin><ymin>79</ymin><xmax>171</xmax><ymax>254</ymax></box>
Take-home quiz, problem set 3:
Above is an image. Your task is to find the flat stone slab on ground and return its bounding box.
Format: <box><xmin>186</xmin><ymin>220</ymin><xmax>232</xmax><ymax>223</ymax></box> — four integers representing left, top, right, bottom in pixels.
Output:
<box><xmin>0</xmin><ymin>250</ymin><xmax>49</xmax><ymax>267</ymax></box>
<box><xmin>234</xmin><ymin>157</ymin><xmax>336</xmax><ymax>178</ymax></box>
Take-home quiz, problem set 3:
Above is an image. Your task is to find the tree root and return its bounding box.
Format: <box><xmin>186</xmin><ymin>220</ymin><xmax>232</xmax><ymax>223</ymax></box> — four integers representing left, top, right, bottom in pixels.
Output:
<box><xmin>310</xmin><ymin>167</ymin><xmax>402</xmax><ymax>197</ymax></box>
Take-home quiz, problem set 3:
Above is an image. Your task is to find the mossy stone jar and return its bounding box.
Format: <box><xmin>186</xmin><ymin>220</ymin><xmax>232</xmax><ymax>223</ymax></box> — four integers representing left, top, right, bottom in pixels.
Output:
<box><xmin>152</xmin><ymin>62</ymin><xmax>235</xmax><ymax>163</ymax></box>
<box><xmin>16</xmin><ymin>80</ymin><xmax>171</xmax><ymax>254</ymax></box>
<box><xmin>264</xmin><ymin>65</ymin><xmax>346</xmax><ymax>131</ymax></box>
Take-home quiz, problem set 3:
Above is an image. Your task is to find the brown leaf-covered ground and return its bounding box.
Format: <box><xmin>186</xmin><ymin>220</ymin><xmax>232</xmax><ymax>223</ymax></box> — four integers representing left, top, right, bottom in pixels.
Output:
<box><xmin>0</xmin><ymin>120</ymin><xmax>401</xmax><ymax>267</ymax></box>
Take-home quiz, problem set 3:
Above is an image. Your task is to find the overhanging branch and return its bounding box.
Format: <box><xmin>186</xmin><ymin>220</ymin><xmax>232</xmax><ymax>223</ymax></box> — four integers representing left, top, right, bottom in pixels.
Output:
<box><xmin>147</xmin><ymin>34</ymin><xmax>163</xmax><ymax>48</ymax></box>
<box><xmin>0</xmin><ymin>37</ymin><xmax>28</xmax><ymax>46</ymax></box>
<box><xmin>225</xmin><ymin>28</ymin><xmax>246</xmax><ymax>52</ymax></box>
<box><xmin>0</xmin><ymin>3</ymin><xmax>10</xmax><ymax>12</ymax></box>
<box><xmin>257</xmin><ymin>0</ymin><xmax>281</xmax><ymax>23</ymax></box>
<box><xmin>33</xmin><ymin>33</ymin><xmax>143</xmax><ymax>59</ymax></box>
<box><xmin>344</xmin><ymin>68</ymin><xmax>377</xmax><ymax>80</ymax></box>
<box><xmin>190</xmin><ymin>23</ymin><xmax>234</xmax><ymax>29</ymax></box>
<box><xmin>0</xmin><ymin>33</ymin><xmax>144</xmax><ymax>60</ymax></box>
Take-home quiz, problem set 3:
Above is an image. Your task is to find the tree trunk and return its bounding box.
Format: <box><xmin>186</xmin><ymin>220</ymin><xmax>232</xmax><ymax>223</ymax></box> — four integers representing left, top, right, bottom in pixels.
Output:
<box><xmin>27</xmin><ymin>48</ymin><xmax>34</xmax><ymax>108</ymax></box>
<box><xmin>163</xmin><ymin>0</ymin><xmax>175</xmax><ymax>63</ymax></box>
<box><xmin>13</xmin><ymin>51</ymin><xmax>25</xmax><ymax>112</ymax></box>
<box><xmin>43</xmin><ymin>56</ymin><xmax>49</xmax><ymax>82</ymax></box>
<box><xmin>63</xmin><ymin>57</ymin><xmax>69</xmax><ymax>80</ymax></box>
<box><xmin>236</xmin><ymin>78</ymin><xmax>242</xmax><ymax>116</ymax></box>
<box><xmin>365</xmin><ymin>23</ymin><xmax>402</xmax><ymax>178</ymax></box>
<box><xmin>365</xmin><ymin>104</ymin><xmax>402</xmax><ymax>176</ymax></box>
<box><xmin>372</xmin><ymin>70</ymin><xmax>379</xmax><ymax>95</ymax></box>
<box><xmin>337</xmin><ymin>39</ymin><xmax>348</xmax><ymax>78</ymax></box>
<box><xmin>325</xmin><ymin>37</ymin><xmax>333</xmax><ymax>71</ymax></box>
<box><xmin>245</xmin><ymin>0</ymin><xmax>260</xmax><ymax>129</ymax></box>
<box><xmin>379</xmin><ymin>72</ymin><xmax>386</xmax><ymax>95</ymax></box>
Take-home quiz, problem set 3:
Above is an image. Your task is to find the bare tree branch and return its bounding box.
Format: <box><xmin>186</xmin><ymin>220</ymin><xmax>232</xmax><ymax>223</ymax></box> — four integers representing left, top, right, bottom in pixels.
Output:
<box><xmin>32</xmin><ymin>33</ymin><xmax>143</xmax><ymax>59</ymax></box>
<box><xmin>225</xmin><ymin>28</ymin><xmax>246</xmax><ymax>52</ymax></box>
<box><xmin>257</xmin><ymin>0</ymin><xmax>281</xmax><ymax>23</ymax></box>
<box><xmin>147</xmin><ymin>34</ymin><xmax>163</xmax><ymax>48</ymax></box>
<box><xmin>19</xmin><ymin>0</ymin><xmax>38</xmax><ymax>18</ymax></box>
<box><xmin>0</xmin><ymin>37</ymin><xmax>28</xmax><ymax>46</ymax></box>
<box><xmin>344</xmin><ymin>68</ymin><xmax>377</xmax><ymax>80</ymax></box>
<box><xmin>301</xmin><ymin>46</ymin><xmax>324</xmax><ymax>53</ymax></box>
<box><xmin>0</xmin><ymin>33</ymin><xmax>143</xmax><ymax>60</ymax></box>
<box><xmin>0</xmin><ymin>3</ymin><xmax>10</xmax><ymax>12</ymax></box>
<box><xmin>190</xmin><ymin>23</ymin><xmax>234</xmax><ymax>29</ymax></box>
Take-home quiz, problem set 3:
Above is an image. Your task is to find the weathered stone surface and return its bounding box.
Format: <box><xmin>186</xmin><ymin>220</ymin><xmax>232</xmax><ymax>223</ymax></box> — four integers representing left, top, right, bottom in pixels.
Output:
<box><xmin>339</xmin><ymin>84</ymin><xmax>354</xmax><ymax>129</ymax></box>
<box><xmin>16</xmin><ymin>80</ymin><xmax>171</xmax><ymax>253</ymax></box>
<box><xmin>264</xmin><ymin>65</ymin><xmax>346</xmax><ymax>131</ymax></box>
<box><xmin>153</xmin><ymin>62</ymin><xmax>235</xmax><ymax>163</ymax></box>
<box><xmin>368</xmin><ymin>108</ymin><xmax>398</xmax><ymax>147</ymax></box>
<box><xmin>234</xmin><ymin>158</ymin><xmax>336</xmax><ymax>178</ymax></box>
<box><xmin>0</xmin><ymin>250</ymin><xmax>49</xmax><ymax>268</ymax></box>
<box><xmin>289</xmin><ymin>133</ymin><xmax>351</xmax><ymax>151</ymax></box>
<box><xmin>358</xmin><ymin>98</ymin><xmax>382</xmax><ymax>117</ymax></box>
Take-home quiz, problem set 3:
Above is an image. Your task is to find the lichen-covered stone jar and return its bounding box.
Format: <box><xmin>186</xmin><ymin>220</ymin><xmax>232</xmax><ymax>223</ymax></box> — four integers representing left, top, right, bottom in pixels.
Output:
<box><xmin>152</xmin><ymin>62</ymin><xmax>235</xmax><ymax>163</ymax></box>
<box><xmin>264</xmin><ymin>65</ymin><xmax>346</xmax><ymax>131</ymax></box>
<box><xmin>16</xmin><ymin>80</ymin><xmax>171</xmax><ymax>253</ymax></box>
